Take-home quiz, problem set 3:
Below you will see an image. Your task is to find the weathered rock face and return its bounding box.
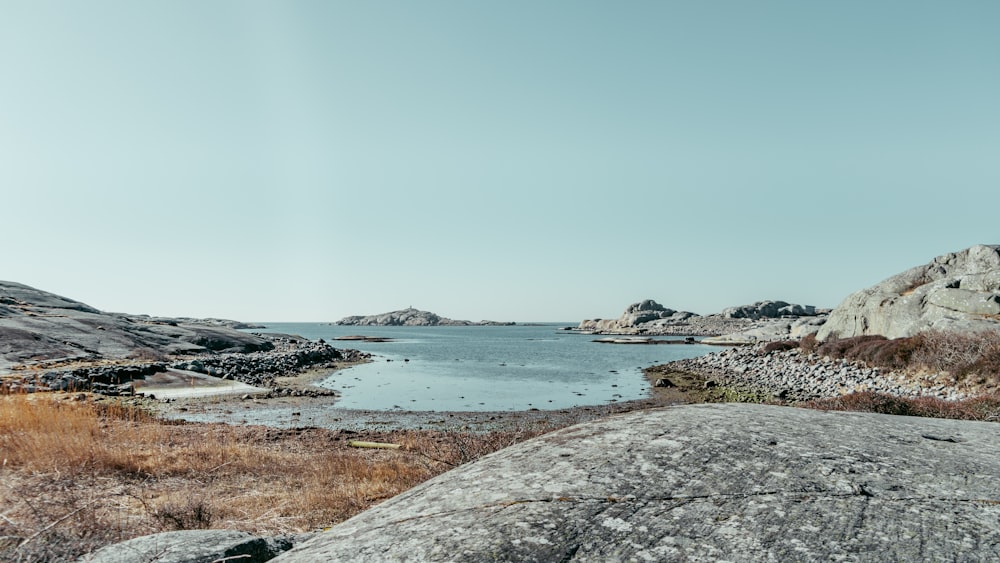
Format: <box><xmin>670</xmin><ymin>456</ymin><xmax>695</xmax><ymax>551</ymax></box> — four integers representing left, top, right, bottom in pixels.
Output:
<box><xmin>578</xmin><ymin>299</ymin><xmax>698</xmax><ymax>332</ymax></box>
<box><xmin>817</xmin><ymin>244</ymin><xmax>1000</xmax><ymax>340</ymax></box>
<box><xmin>336</xmin><ymin>307</ymin><xmax>513</xmax><ymax>326</ymax></box>
<box><xmin>0</xmin><ymin>281</ymin><xmax>272</xmax><ymax>373</ymax></box>
<box><xmin>275</xmin><ymin>403</ymin><xmax>1000</xmax><ymax>562</ymax></box>
<box><xmin>721</xmin><ymin>300</ymin><xmax>817</xmax><ymax>319</ymax></box>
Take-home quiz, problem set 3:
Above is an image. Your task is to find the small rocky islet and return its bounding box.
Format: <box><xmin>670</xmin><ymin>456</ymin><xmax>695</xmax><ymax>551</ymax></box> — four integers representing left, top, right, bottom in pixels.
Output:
<box><xmin>334</xmin><ymin>307</ymin><xmax>514</xmax><ymax>326</ymax></box>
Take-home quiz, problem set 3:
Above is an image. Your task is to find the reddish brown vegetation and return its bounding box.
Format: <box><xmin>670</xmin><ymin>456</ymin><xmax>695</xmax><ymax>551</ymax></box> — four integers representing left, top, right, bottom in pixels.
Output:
<box><xmin>803</xmin><ymin>391</ymin><xmax>1000</xmax><ymax>422</ymax></box>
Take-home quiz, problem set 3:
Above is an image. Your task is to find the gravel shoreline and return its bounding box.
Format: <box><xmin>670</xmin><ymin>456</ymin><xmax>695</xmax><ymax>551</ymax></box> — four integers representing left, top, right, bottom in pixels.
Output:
<box><xmin>661</xmin><ymin>344</ymin><xmax>967</xmax><ymax>402</ymax></box>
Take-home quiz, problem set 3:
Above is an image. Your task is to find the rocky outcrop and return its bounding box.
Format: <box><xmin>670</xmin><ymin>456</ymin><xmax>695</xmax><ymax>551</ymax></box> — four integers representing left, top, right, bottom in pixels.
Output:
<box><xmin>577</xmin><ymin>299</ymin><xmax>699</xmax><ymax>333</ymax></box>
<box><xmin>80</xmin><ymin>529</ymin><xmax>310</xmax><ymax>563</ymax></box>
<box><xmin>721</xmin><ymin>300</ymin><xmax>817</xmax><ymax>319</ymax></box>
<box><xmin>336</xmin><ymin>307</ymin><xmax>514</xmax><ymax>326</ymax></box>
<box><xmin>275</xmin><ymin>403</ymin><xmax>1000</xmax><ymax>561</ymax></box>
<box><xmin>0</xmin><ymin>281</ymin><xmax>273</xmax><ymax>374</ymax></box>
<box><xmin>577</xmin><ymin>299</ymin><xmax>822</xmax><ymax>337</ymax></box>
<box><xmin>0</xmin><ymin>281</ymin><xmax>367</xmax><ymax>396</ymax></box>
<box><xmin>817</xmin><ymin>244</ymin><xmax>1000</xmax><ymax>340</ymax></box>
<box><xmin>5</xmin><ymin>336</ymin><xmax>363</xmax><ymax>395</ymax></box>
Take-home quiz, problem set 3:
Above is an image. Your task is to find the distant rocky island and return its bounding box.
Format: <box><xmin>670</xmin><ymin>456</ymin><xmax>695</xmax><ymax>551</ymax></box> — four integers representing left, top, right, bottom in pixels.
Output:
<box><xmin>574</xmin><ymin>298</ymin><xmax>826</xmax><ymax>339</ymax></box>
<box><xmin>335</xmin><ymin>307</ymin><xmax>515</xmax><ymax>327</ymax></box>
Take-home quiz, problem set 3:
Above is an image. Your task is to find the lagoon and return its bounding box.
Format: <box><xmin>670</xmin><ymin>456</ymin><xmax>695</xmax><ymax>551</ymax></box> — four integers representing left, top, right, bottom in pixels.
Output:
<box><xmin>254</xmin><ymin>323</ymin><xmax>718</xmax><ymax>411</ymax></box>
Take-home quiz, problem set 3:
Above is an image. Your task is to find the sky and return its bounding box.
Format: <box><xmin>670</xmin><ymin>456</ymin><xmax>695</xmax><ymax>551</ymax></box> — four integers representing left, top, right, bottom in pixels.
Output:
<box><xmin>1</xmin><ymin>1</ymin><xmax>997</xmax><ymax>322</ymax></box>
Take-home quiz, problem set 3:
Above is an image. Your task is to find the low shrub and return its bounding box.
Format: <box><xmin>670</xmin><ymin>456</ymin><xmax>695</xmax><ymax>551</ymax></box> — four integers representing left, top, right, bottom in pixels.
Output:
<box><xmin>911</xmin><ymin>330</ymin><xmax>1000</xmax><ymax>384</ymax></box>
<box><xmin>803</xmin><ymin>391</ymin><xmax>1000</xmax><ymax>422</ymax></box>
<box><xmin>815</xmin><ymin>335</ymin><xmax>888</xmax><ymax>360</ymax></box>
<box><xmin>762</xmin><ymin>340</ymin><xmax>798</xmax><ymax>354</ymax></box>
<box><xmin>799</xmin><ymin>333</ymin><xmax>819</xmax><ymax>353</ymax></box>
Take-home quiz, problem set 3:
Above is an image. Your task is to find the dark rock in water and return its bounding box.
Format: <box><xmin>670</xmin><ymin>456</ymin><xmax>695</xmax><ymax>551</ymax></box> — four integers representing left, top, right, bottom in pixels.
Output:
<box><xmin>274</xmin><ymin>404</ymin><xmax>1000</xmax><ymax>562</ymax></box>
<box><xmin>81</xmin><ymin>529</ymin><xmax>310</xmax><ymax>563</ymax></box>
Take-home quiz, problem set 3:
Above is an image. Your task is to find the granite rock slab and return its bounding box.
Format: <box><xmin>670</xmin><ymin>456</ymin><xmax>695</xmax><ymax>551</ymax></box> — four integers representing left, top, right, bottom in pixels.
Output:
<box><xmin>276</xmin><ymin>403</ymin><xmax>1000</xmax><ymax>562</ymax></box>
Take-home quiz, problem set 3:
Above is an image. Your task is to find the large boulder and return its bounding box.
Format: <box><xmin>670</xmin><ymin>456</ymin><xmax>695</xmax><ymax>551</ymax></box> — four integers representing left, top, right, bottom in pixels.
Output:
<box><xmin>275</xmin><ymin>403</ymin><xmax>1000</xmax><ymax>561</ymax></box>
<box><xmin>817</xmin><ymin>244</ymin><xmax>1000</xmax><ymax>339</ymax></box>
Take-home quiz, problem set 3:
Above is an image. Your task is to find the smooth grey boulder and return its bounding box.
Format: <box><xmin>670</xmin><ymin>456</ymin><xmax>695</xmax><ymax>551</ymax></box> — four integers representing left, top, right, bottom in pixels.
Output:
<box><xmin>818</xmin><ymin>244</ymin><xmax>1000</xmax><ymax>339</ymax></box>
<box><xmin>79</xmin><ymin>530</ymin><xmax>304</xmax><ymax>563</ymax></box>
<box><xmin>276</xmin><ymin>403</ymin><xmax>1000</xmax><ymax>562</ymax></box>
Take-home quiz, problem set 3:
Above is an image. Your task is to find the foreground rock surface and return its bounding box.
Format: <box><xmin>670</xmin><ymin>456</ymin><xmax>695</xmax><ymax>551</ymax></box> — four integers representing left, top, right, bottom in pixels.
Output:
<box><xmin>818</xmin><ymin>244</ymin><xmax>1000</xmax><ymax>339</ymax></box>
<box><xmin>276</xmin><ymin>403</ymin><xmax>1000</xmax><ymax>562</ymax></box>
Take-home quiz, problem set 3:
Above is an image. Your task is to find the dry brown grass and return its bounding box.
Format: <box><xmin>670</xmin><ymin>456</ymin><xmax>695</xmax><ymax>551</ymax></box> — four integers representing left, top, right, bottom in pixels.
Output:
<box><xmin>0</xmin><ymin>394</ymin><xmax>550</xmax><ymax>561</ymax></box>
<box><xmin>803</xmin><ymin>390</ymin><xmax>1000</xmax><ymax>422</ymax></box>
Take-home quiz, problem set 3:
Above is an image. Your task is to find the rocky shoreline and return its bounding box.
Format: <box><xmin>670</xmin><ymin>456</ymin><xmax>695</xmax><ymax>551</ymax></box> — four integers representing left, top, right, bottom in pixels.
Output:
<box><xmin>2</xmin><ymin>334</ymin><xmax>370</xmax><ymax>398</ymax></box>
<box><xmin>571</xmin><ymin>314</ymin><xmax>758</xmax><ymax>336</ymax></box>
<box><xmin>651</xmin><ymin>344</ymin><xmax>965</xmax><ymax>402</ymax></box>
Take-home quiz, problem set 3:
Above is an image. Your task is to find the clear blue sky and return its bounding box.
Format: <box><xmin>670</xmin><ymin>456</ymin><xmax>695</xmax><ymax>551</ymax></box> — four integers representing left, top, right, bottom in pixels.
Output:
<box><xmin>2</xmin><ymin>1</ymin><xmax>997</xmax><ymax>322</ymax></box>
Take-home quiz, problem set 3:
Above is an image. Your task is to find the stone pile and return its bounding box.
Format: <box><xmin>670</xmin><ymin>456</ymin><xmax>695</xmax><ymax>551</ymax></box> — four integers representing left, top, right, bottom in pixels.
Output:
<box><xmin>667</xmin><ymin>345</ymin><xmax>964</xmax><ymax>401</ymax></box>
<box><xmin>5</xmin><ymin>363</ymin><xmax>167</xmax><ymax>395</ymax></box>
<box><xmin>169</xmin><ymin>338</ymin><xmax>363</xmax><ymax>387</ymax></box>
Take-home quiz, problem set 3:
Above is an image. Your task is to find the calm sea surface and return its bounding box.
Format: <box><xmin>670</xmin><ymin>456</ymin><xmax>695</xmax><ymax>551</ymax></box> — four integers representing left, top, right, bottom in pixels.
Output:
<box><xmin>254</xmin><ymin>323</ymin><xmax>718</xmax><ymax>412</ymax></box>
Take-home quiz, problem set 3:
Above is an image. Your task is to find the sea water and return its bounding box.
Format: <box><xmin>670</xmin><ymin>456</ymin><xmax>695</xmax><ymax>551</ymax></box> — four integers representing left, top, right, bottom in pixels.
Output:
<box><xmin>254</xmin><ymin>323</ymin><xmax>718</xmax><ymax>411</ymax></box>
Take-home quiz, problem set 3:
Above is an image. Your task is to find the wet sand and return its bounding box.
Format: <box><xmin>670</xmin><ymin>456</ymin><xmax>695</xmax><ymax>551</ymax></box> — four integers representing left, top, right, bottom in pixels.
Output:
<box><xmin>152</xmin><ymin>361</ymin><xmax>714</xmax><ymax>432</ymax></box>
